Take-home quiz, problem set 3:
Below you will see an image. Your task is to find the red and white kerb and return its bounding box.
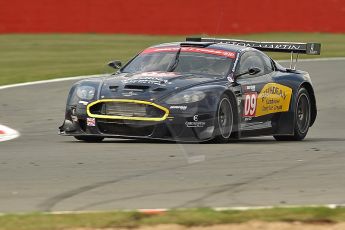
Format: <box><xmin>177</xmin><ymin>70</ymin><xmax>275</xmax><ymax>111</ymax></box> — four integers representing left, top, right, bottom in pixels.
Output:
<box><xmin>0</xmin><ymin>124</ymin><xmax>20</xmax><ymax>142</ymax></box>
<box><xmin>142</xmin><ymin>47</ymin><xmax>236</xmax><ymax>59</ymax></box>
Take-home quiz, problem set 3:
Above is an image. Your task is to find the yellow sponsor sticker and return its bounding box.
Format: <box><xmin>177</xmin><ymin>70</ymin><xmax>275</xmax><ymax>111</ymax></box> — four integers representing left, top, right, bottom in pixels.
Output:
<box><xmin>256</xmin><ymin>83</ymin><xmax>292</xmax><ymax>117</ymax></box>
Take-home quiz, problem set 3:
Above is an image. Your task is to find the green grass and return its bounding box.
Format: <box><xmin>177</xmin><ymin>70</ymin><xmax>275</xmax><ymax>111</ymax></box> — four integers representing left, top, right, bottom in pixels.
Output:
<box><xmin>1</xmin><ymin>207</ymin><xmax>345</xmax><ymax>230</ymax></box>
<box><xmin>0</xmin><ymin>33</ymin><xmax>344</xmax><ymax>86</ymax></box>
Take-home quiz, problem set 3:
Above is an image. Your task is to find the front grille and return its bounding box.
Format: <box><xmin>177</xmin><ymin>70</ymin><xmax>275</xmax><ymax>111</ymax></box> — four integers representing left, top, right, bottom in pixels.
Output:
<box><xmin>105</xmin><ymin>102</ymin><xmax>157</xmax><ymax>117</ymax></box>
<box><xmin>87</xmin><ymin>100</ymin><xmax>169</xmax><ymax>121</ymax></box>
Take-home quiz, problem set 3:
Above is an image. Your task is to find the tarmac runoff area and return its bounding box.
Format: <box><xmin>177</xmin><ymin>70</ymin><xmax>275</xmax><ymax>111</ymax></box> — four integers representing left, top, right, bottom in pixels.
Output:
<box><xmin>0</xmin><ymin>58</ymin><xmax>345</xmax><ymax>213</ymax></box>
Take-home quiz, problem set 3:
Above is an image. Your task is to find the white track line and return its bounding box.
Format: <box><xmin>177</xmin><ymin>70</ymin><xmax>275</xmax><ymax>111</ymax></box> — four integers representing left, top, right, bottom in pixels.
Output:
<box><xmin>0</xmin><ymin>74</ymin><xmax>103</xmax><ymax>90</ymax></box>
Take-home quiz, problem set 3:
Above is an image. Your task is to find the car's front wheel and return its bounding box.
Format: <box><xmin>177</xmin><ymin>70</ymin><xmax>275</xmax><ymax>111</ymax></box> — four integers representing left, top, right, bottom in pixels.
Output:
<box><xmin>74</xmin><ymin>136</ymin><xmax>104</xmax><ymax>142</ymax></box>
<box><xmin>274</xmin><ymin>87</ymin><xmax>311</xmax><ymax>141</ymax></box>
<box><xmin>213</xmin><ymin>95</ymin><xmax>234</xmax><ymax>143</ymax></box>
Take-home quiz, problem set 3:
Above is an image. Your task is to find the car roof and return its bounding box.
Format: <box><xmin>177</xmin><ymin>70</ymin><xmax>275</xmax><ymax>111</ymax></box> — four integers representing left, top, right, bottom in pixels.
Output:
<box><xmin>150</xmin><ymin>41</ymin><xmax>252</xmax><ymax>54</ymax></box>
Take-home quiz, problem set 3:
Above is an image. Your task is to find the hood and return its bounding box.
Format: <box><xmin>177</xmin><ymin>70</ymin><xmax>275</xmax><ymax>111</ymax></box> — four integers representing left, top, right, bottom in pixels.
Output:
<box><xmin>99</xmin><ymin>71</ymin><xmax>221</xmax><ymax>101</ymax></box>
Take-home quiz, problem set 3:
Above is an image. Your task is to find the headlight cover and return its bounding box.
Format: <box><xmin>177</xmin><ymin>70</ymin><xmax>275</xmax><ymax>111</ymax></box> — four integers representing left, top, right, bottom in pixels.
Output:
<box><xmin>76</xmin><ymin>86</ymin><xmax>96</xmax><ymax>100</ymax></box>
<box><xmin>166</xmin><ymin>90</ymin><xmax>206</xmax><ymax>104</ymax></box>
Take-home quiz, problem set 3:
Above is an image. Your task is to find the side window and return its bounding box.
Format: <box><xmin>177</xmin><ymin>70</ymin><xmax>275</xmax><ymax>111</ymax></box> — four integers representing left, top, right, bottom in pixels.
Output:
<box><xmin>237</xmin><ymin>51</ymin><xmax>274</xmax><ymax>77</ymax></box>
<box><xmin>260</xmin><ymin>52</ymin><xmax>274</xmax><ymax>74</ymax></box>
<box><xmin>237</xmin><ymin>51</ymin><xmax>265</xmax><ymax>77</ymax></box>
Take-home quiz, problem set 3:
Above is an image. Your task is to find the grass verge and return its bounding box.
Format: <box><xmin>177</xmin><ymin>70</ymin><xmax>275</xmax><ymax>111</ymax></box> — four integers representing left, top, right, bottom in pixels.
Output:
<box><xmin>1</xmin><ymin>207</ymin><xmax>345</xmax><ymax>230</ymax></box>
<box><xmin>0</xmin><ymin>33</ymin><xmax>344</xmax><ymax>86</ymax></box>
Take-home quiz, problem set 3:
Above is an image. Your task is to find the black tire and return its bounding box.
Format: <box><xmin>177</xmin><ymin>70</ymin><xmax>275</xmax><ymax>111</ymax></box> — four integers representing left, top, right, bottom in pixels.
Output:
<box><xmin>74</xmin><ymin>136</ymin><xmax>104</xmax><ymax>142</ymax></box>
<box><xmin>274</xmin><ymin>88</ymin><xmax>311</xmax><ymax>141</ymax></box>
<box><xmin>213</xmin><ymin>94</ymin><xmax>235</xmax><ymax>143</ymax></box>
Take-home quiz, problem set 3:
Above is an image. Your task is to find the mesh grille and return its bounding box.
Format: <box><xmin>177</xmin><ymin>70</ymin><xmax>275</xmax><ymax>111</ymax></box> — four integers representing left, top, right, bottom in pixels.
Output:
<box><xmin>105</xmin><ymin>102</ymin><xmax>147</xmax><ymax>117</ymax></box>
<box><xmin>88</xmin><ymin>101</ymin><xmax>166</xmax><ymax>119</ymax></box>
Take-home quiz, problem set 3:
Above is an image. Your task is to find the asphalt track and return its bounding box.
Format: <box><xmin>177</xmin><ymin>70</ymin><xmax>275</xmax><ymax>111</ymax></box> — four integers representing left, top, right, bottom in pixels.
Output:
<box><xmin>0</xmin><ymin>59</ymin><xmax>345</xmax><ymax>213</ymax></box>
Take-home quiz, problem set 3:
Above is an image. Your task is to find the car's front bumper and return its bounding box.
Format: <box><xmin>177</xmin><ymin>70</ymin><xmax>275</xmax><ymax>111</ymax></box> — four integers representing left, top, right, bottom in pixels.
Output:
<box><xmin>59</xmin><ymin>103</ymin><xmax>217</xmax><ymax>142</ymax></box>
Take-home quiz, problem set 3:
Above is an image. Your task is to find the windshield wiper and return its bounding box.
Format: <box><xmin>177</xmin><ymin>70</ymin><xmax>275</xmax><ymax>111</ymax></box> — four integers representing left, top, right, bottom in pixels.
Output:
<box><xmin>167</xmin><ymin>47</ymin><xmax>181</xmax><ymax>72</ymax></box>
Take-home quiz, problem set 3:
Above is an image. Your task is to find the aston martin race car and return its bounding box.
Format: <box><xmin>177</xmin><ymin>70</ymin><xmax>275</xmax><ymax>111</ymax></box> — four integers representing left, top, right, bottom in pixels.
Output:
<box><xmin>59</xmin><ymin>37</ymin><xmax>321</xmax><ymax>143</ymax></box>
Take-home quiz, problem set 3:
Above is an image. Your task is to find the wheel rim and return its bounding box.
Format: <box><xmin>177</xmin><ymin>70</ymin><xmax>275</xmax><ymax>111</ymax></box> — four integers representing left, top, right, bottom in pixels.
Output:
<box><xmin>296</xmin><ymin>93</ymin><xmax>310</xmax><ymax>134</ymax></box>
<box><xmin>218</xmin><ymin>97</ymin><xmax>233</xmax><ymax>139</ymax></box>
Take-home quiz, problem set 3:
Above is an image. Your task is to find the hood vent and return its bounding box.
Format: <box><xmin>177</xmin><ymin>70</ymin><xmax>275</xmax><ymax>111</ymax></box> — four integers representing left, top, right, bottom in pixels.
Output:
<box><xmin>124</xmin><ymin>85</ymin><xmax>150</xmax><ymax>92</ymax></box>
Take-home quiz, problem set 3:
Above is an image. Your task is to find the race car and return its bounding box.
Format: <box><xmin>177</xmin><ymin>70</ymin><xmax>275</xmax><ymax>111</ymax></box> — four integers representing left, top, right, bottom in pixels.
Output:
<box><xmin>59</xmin><ymin>37</ymin><xmax>321</xmax><ymax>143</ymax></box>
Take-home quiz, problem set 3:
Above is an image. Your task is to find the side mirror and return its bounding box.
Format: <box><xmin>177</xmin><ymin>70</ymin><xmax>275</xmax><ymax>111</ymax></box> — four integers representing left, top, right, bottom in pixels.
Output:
<box><xmin>234</xmin><ymin>67</ymin><xmax>262</xmax><ymax>81</ymax></box>
<box><xmin>248</xmin><ymin>67</ymin><xmax>261</xmax><ymax>75</ymax></box>
<box><xmin>108</xmin><ymin>60</ymin><xmax>122</xmax><ymax>69</ymax></box>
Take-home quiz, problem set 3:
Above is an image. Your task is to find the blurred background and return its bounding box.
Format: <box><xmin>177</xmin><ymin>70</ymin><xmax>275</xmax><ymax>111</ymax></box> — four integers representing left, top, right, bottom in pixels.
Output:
<box><xmin>1</xmin><ymin>0</ymin><xmax>344</xmax><ymax>34</ymax></box>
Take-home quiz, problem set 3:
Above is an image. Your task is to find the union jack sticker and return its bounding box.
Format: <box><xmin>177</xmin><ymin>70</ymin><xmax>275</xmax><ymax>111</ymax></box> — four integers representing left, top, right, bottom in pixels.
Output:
<box><xmin>86</xmin><ymin>118</ymin><xmax>96</xmax><ymax>126</ymax></box>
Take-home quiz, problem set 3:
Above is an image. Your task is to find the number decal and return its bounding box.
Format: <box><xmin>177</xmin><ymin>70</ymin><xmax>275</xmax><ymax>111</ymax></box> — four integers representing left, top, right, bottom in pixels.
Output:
<box><xmin>244</xmin><ymin>92</ymin><xmax>257</xmax><ymax>117</ymax></box>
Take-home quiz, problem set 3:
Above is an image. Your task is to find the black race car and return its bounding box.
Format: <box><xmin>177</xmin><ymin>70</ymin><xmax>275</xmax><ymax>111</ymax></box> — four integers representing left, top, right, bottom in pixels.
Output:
<box><xmin>59</xmin><ymin>37</ymin><xmax>321</xmax><ymax>143</ymax></box>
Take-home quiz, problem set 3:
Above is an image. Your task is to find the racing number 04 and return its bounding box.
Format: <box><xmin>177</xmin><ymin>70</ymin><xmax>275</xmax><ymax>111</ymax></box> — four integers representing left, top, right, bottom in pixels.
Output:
<box><xmin>244</xmin><ymin>92</ymin><xmax>257</xmax><ymax>117</ymax></box>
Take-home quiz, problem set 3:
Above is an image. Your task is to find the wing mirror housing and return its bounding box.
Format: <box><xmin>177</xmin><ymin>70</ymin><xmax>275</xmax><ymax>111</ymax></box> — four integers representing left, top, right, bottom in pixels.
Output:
<box><xmin>108</xmin><ymin>60</ymin><xmax>122</xmax><ymax>69</ymax></box>
<box><xmin>248</xmin><ymin>67</ymin><xmax>261</xmax><ymax>75</ymax></box>
<box><xmin>234</xmin><ymin>67</ymin><xmax>262</xmax><ymax>81</ymax></box>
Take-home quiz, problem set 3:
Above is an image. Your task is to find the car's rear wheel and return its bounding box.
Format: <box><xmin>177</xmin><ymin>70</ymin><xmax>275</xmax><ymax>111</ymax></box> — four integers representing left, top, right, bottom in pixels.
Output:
<box><xmin>74</xmin><ymin>136</ymin><xmax>104</xmax><ymax>142</ymax></box>
<box><xmin>213</xmin><ymin>95</ymin><xmax>234</xmax><ymax>143</ymax></box>
<box><xmin>274</xmin><ymin>88</ymin><xmax>311</xmax><ymax>141</ymax></box>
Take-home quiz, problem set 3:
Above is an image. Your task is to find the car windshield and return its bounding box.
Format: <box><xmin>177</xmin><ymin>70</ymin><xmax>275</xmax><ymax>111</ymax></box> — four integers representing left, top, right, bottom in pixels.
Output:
<box><xmin>121</xmin><ymin>47</ymin><xmax>236</xmax><ymax>77</ymax></box>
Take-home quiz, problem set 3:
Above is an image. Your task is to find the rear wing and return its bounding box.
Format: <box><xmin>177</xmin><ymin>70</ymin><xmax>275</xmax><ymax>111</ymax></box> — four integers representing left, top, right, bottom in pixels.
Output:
<box><xmin>186</xmin><ymin>37</ymin><xmax>321</xmax><ymax>69</ymax></box>
<box><xmin>186</xmin><ymin>37</ymin><xmax>321</xmax><ymax>55</ymax></box>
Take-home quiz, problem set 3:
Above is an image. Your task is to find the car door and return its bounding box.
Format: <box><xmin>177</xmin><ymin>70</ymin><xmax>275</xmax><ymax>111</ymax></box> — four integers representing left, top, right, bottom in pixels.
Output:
<box><xmin>235</xmin><ymin>50</ymin><xmax>276</xmax><ymax>133</ymax></box>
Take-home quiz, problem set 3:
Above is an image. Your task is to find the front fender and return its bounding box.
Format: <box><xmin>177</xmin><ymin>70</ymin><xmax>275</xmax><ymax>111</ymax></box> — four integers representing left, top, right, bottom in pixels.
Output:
<box><xmin>62</xmin><ymin>77</ymin><xmax>104</xmax><ymax>132</ymax></box>
<box><xmin>66</xmin><ymin>77</ymin><xmax>105</xmax><ymax>106</ymax></box>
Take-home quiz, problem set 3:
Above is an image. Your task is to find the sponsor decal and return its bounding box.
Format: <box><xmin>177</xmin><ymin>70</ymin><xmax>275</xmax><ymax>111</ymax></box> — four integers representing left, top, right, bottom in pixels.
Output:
<box><xmin>185</xmin><ymin>115</ymin><xmax>205</xmax><ymax>127</ymax></box>
<box><xmin>122</xmin><ymin>77</ymin><xmax>169</xmax><ymax>86</ymax></box>
<box><xmin>131</xmin><ymin>72</ymin><xmax>178</xmax><ymax>78</ymax></box>
<box><xmin>142</xmin><ymin>47</ymin><xmax>180</xmax><ymax>54</ymax></box>
<box><xmin>256</xmin><ymin>83</ymin><xmax>292</xmax><ymax>117</ymax></box>
<box><xmin>169</xmin><ymin>105</ymin><xmax>187</xmax><ymax>111</ymax></box>
<box><xmin>307</xmin><ymin>43</ymin><xmax>321</xmax><ymax>55</ymax></box>
<box><xmin>243</xmin><ymin>92</ymin><xmax>257</xmax><ymax>117</ymax></box>
<box><xmin>122</xmin><ymin>72</ymin><xmax>178</xmax><ymax>86</ymax></box>
<box><xmin>246</xmin><ymin>85</ymin><xmax>256</xmax><ymax>91</ymax></box>
<box><xmin>193</xmin><ymin>115</ymin><xmax>199</xmax><ymax>121</ymax></box>
<box><xmin>223</xmin><ymin>41</ymin><xmax>302</xmax><ymax>51</ymax></box>
<box><xmin>142</xmin><ymin>47</ymin><xmax>236</xmax><ymax>59</ymax></box>
<box><xmin>86</xmin><ymin>118</ymin><xmax>96</xmax><ymax>126</ymax></box>
<box><xmin>185</xmin><ymin>121</ymin><xmax>206</xmax><ymax>128</ymax></box>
